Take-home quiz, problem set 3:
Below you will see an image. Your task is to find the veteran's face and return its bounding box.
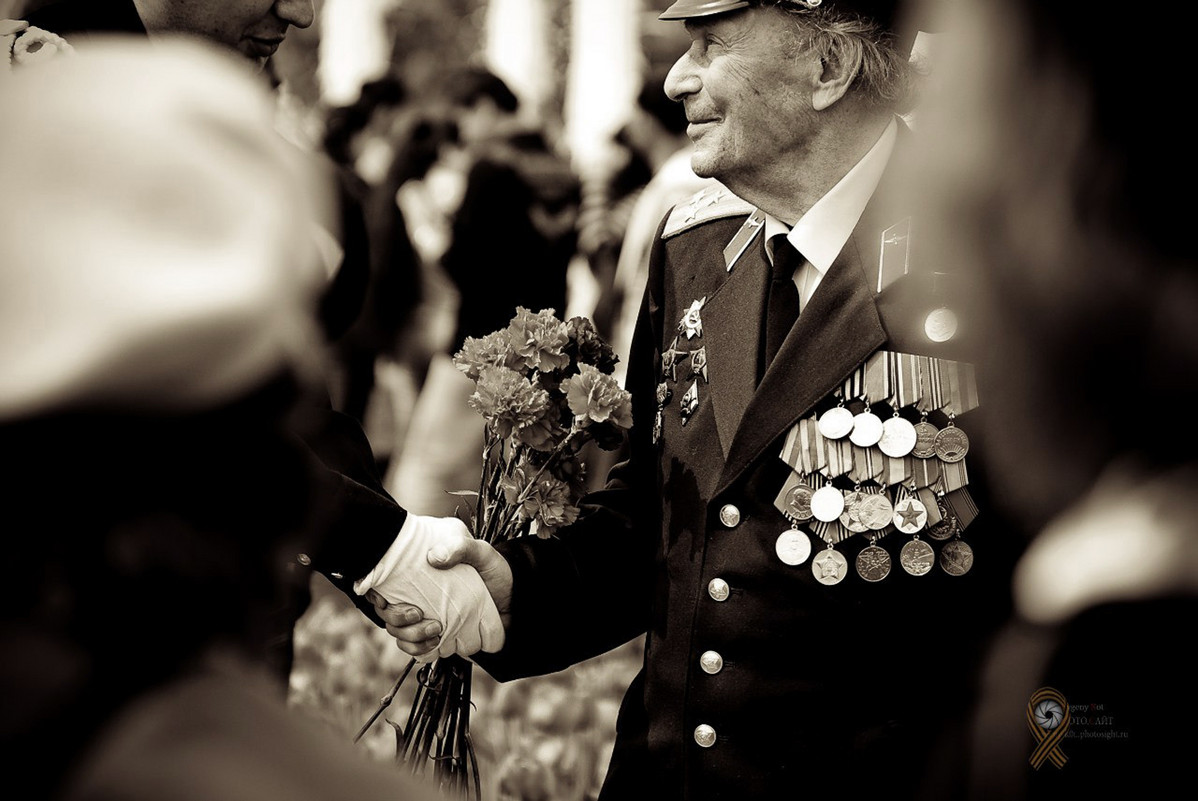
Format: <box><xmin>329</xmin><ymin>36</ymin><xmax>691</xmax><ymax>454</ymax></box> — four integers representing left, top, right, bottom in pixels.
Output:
<box><xmin>146</xmin><ymin>0</ymin><xmax>314</xmax><ymax>67</ymax></box>
<box><xmin>664</xmin><ymin>9</ymin><xmax>818</xmax><ymax>190</ymax></box>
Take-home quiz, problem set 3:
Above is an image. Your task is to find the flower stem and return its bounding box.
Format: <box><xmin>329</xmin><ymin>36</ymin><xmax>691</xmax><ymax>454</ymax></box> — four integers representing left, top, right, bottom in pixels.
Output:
<box><xmin>353</xmin><ymin>657</ymin><xmax>416</xmax><ymax>744</ymax></box>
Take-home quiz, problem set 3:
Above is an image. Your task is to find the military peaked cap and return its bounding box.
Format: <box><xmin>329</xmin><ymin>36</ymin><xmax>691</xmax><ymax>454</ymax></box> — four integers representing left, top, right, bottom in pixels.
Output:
<box><xmin>659</xmin><ymin>0</ymin><xmax>909</xmax><ymax>31</ymax></box>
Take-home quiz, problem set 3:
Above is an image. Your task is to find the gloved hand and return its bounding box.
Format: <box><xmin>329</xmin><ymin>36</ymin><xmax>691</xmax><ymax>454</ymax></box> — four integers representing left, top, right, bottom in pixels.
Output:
<box><xmin>355</xmin><ymin>514</ymin><xmax>505</xmax><ymax>661</ymax></box>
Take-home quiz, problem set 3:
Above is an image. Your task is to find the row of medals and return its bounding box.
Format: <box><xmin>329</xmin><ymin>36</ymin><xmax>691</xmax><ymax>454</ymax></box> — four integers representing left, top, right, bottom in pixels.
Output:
<box><xmin>772</xmin><ymin>403</ymin><xmax>974</xmax><ymax>585</ymax></box>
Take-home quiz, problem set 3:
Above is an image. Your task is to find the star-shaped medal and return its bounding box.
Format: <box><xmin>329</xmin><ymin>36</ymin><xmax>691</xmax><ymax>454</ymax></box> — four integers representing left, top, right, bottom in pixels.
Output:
<box><xmin>661</xmin><ymin>341</ymin><xmax>681</xmax><ymax>382</ymax></box>
<box><xmin>678</xmin><ymin>297</ymin><xmax>706</xmax><ymax>340</ymax></box>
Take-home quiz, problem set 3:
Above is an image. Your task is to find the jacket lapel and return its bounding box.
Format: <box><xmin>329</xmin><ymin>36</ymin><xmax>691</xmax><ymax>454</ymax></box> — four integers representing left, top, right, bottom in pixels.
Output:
<box><xmin>698</xmin><ymin>232</ymin><xmax>768</xmax><ymax>459</ymax></box>
<box><xmin>715</xmin><ymin>212</ymin><xmax>889</xmax><ymax>495</ymax></box>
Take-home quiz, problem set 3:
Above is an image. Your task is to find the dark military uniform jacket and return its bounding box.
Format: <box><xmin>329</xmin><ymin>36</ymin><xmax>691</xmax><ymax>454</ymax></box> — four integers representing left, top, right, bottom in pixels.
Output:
<box><xmin>481</xmin><ymin>125</ymin><xmax>1024</xmax><ymax>800</ymax></box>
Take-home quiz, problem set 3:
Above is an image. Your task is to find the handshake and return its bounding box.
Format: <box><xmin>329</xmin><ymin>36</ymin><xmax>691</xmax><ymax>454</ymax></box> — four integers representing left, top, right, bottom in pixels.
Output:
<box><xmin>354</xmin><ymin>514</ymin><xmax>513</xmax><ymax>662</ymax></box>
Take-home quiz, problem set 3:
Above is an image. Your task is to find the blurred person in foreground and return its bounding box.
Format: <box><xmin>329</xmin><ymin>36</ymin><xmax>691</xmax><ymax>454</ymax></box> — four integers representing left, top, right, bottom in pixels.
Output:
<box><xmin>912</xmin><ymin>0</ymin><xmax>1198</xmax><ymax>796</ymax></box>
<box><xmin>0</xmin><ymin>38</ymin><xmax>441</xmax><ymax>801</ymax></box>
<box><xmin>384</xmin><ymin>2</ymin><xmax>1025</xmax><ymax>799</ymax></box>
<box><xmin>4</xmin><ymin>0</ymin><xmax>506</xmax><ymax>673</ymax></box>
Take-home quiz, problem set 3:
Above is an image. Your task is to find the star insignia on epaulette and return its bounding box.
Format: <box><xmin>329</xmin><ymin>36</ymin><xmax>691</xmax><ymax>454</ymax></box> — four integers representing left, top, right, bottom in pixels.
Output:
<box><xmin>682</xmin><ymin>186</ymin><xmax>726</xmax><ymax>223</ymax></box>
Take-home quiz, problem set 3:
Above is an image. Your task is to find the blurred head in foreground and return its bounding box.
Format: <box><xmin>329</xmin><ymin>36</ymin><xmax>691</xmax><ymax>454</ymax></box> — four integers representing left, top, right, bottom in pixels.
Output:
<box><xmin>915</xmin><ymin>0</ymin><xmax>1198</xmax><ymax>535</ymax></box>
<box><xmin>0</xmin><ymin>34</ymin><xmax>333</xmax><ymax>791</ymax></box>
<box><xmin>913</xmin><ymin>5</ymin><xmax>1198</xmax><ymax>792</ymax></box>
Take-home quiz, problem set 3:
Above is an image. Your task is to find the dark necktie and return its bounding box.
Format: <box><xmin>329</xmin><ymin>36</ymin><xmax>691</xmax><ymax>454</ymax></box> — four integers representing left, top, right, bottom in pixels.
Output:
<box><xmin>763</xmin><ymin>235</ymin><xmax>802</xmax><ymax>373</ymax></box>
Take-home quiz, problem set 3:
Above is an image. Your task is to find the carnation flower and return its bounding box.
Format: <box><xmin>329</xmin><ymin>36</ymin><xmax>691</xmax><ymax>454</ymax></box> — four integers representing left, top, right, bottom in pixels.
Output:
<box><xmin>500</xmin><ymin>465</ymin><xmax>580</xmax><ymax>538</ymax></box>
<box><xmin>469</xmin><ymin>365</ymin><xmax>552</xmax><ymax>439</ymax></box>
<box><xmin>562</xmin><ymin>363</ymin><xmax>633</xmax><ymax>429</ymax></box>
<box><xmin>548</xmin><ymin>452</ymin><xmax>587</xmax><ymax>495</ymax></box>
<box><xmin>528</xmin><ymin>475</ymin><xmax>580</xmax><ymax>537</ymax></box>
<box><xmin>514</xmin><ymin>404</ymin><xmax>563</xmax><ymax>452</ymax></box>
<box><xmin>454</xmin><ymin>329</ymin><xmax>517</xmax><ymax>381</ymax></box>
<box><xmin>565</xmin><ymin>316</ymin><xmax>619</xmax><ymax>375</ymax></box>
<box><xmin>507</xmin><ymin>307</ymin><xmax>569</xmax><ymax>372</ymax></box>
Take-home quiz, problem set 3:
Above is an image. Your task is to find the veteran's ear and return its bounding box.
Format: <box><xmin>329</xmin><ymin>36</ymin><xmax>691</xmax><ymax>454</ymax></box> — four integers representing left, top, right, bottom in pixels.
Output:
<box><xmin>810</xmin><ymin>38</ymin><xmax>863</xmax><ymax>112</ymax></box>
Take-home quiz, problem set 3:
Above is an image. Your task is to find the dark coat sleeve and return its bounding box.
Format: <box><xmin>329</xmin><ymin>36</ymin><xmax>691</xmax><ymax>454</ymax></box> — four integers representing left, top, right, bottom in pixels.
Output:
<box><xmin>287</xmin><ymin>394</ymin><xmax>408</xmax><ymax>628</ymax></box>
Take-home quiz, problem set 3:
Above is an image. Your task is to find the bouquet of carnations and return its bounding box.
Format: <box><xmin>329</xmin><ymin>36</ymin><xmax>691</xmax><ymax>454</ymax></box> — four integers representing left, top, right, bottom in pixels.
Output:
<box><xmin>359</xmin><ymin>308</ymin><xmax>632</xmax><ymax>797</ymax></box>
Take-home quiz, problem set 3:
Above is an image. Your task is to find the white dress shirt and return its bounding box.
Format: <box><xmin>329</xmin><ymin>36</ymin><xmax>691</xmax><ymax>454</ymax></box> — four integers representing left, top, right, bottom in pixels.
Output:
<box><xmin>763</xmin><ymin>118</ymin><xmax>898</xmax><ymax>312</ymax></box>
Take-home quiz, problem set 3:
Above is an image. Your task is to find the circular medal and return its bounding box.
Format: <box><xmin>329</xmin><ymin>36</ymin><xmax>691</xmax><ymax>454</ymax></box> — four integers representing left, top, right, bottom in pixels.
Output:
<box><xmin>892</xmin><ymin>497</ymin><xmax>928</xmax><ymax>534</ymax></box>
<box><xmin>812</xmin><ymin>548</ymin><xmax>848</xmax><ymax>585</ymax></box>
<box><xmin>934</xmin><ymin>426</ymin><xmax>970</xmax><ymax>463</ymax></box>
<box><xmin>924</xmin><ymin>307</ymin><xmax>959</xmax><ymax>343</ymax></box>
<box><xmin>900</xmin><ymin>538</ymin><xmax>935</xmax><ymax>576</ymax></box>
<box><xmin>858</xmin><ymin>493</ymin><xmax>894</xmax><ymax>531</ymax></box>
<box><xmin>818</xmin><ymin>406</ymin><xmax>854</xmax><ymax>440</ymax></box>
<box><xmin>911</xmin><ymin>421</ymin><xmax>940</xmax><ymax>459</ymax></box>
<box><xmin>849</xmin><ymin>411</ymin><xmax>884</xmax><ymax>447</ymax></box>
<box><xmin>811</xmin><ymin>486</ymin><xmax>845</xmax><ymax>522</ymax></box>
<box><xmin>856</xmin><ymin>544</ymin><xmax>891</xmax><ymax>582</ymax></box>
<box><xmin>783</xmin><ymin>484</ymin><xmax>815</xmax><ymax>522</ymax></box>
<box><xmin>940</xmin><ymin>539</ymin><xmax>974</xmax><ymax>576</ymax></box>
<box><xmin>839</xmin><ymin>490</ymin><xmax>870</xmax><ymax>533</ymax></box>
<box><xmin>775</xmin><ymin>529</ymin><xmax>813</xmax><ymax>566</ymax></box>
<box><xmin>878</xmin><ymin>416</ymin><xmax>917</xmax><ymax>458</ymax></box>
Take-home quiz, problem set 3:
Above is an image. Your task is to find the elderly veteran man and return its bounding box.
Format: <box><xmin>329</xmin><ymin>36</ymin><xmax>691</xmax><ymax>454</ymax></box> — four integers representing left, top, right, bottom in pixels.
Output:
<box><xmin>384</xmin><ymin>1</ymin><xmax>1025</xmax><ymax>799</ymax></box>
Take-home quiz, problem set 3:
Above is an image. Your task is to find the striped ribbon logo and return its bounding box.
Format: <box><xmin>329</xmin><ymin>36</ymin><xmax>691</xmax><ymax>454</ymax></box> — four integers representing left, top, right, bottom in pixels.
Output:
<box><xmin>1027</xmin><ymin>687</ymin><xmax>1070</xmax><ymax>769</ymax></box>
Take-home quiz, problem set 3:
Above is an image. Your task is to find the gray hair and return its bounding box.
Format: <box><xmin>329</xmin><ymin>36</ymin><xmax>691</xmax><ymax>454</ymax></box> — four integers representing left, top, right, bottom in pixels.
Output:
<box><xmin>760</xmin><ymin>1</ymin><xmax>920</xmax><ymax>114</ymax></box>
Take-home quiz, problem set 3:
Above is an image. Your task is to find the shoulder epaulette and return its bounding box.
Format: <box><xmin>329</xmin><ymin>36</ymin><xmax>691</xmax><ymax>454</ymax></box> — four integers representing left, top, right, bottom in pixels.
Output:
<box><xmin>662</xmin><ymin>184</ymin><xmax>755</xmax><ymax>239</ymax></box>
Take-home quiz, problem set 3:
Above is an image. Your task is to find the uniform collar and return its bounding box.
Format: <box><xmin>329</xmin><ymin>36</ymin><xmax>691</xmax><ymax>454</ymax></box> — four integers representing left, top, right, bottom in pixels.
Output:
<box><xmin>763</xmin><ymin>117</ymin><xmax>898</xmax><ymax>275</ymax></box>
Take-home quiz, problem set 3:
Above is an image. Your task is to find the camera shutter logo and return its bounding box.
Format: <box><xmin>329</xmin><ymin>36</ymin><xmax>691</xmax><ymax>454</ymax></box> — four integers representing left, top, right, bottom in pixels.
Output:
<box><xmin>1027</xmin><ymin>687</ymin><xmax>1069</xmax><ymax>769</ymax></box>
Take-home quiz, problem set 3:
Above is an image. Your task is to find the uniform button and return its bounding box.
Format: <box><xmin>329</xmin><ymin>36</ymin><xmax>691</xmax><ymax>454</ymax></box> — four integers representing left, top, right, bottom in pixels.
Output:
<box><xmin>699</xmin><ymin>650</ymin><xmax>724</xmax><ymax>674</ymax></box>
<box><xmin>707</xmin><ymin>578</ymin><xmax>730</xmax><ymax>602</ymax></box>
<box><xmin>694</xmin><ymin>724</ymin><xmax>717</xmax><ymax>748</ymax></box>
<box><xmin>296</xmin><ymin>553</ymin><xmax>312</xmax><ymax>566</ymax></box>
<box><xmin>718</xmin><ymin>503</ymin><xmax>741</xmax><ymax>528</ymax></box>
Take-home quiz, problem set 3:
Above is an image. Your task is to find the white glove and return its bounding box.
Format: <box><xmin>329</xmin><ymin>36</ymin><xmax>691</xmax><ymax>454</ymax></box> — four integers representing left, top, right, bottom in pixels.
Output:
<box><xmin>354</xmin><ymin>514</ymin><xmax>505</xmax><ymax>661</ymax></box>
